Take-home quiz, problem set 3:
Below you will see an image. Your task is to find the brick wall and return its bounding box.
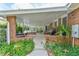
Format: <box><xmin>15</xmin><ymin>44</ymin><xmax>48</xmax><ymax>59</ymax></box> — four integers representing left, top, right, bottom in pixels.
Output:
<box><xmin>68</xmin><ymin>7</ymin><xmax>79</xmax><ymax>46</ymax></box>
<box><xmin>68</xmin><ymin>8</ymin><xmax>79</xmax><ymax>25</ymax></box>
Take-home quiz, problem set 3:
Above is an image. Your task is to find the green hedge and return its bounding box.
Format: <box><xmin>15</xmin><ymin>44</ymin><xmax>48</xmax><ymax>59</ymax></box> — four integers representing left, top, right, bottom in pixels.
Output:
<box><xmin>0</xmin><ymin>39</ymin><xmax>34</xmax><ymax>56</ymax></box>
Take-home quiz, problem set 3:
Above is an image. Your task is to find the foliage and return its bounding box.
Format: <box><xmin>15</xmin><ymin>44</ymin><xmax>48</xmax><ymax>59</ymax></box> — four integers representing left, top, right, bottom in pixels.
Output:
<box><xmin>0</xmin><ymin>20</ymin><xmax>7</xmax><ymax>28</ymax></box>
<box><xmin>0</xmin><ymin>24</ymin><xmax>7</xmax><ymax>28</ymax></box>
<box><xmin>56</xmin><ymin>25</ymin><xmax>71</xmax><ymax>36</ymax></box>
<box><xmin>46</xmin><ymin>43</ymin><xmax>79</xmax><ymax>56</ymax></box>
<box><xmin>0</xmin><ymin>29</ymin><xmax>6</xmax><ymax>46</ymax></box>
<box><xmin>16</xmin><ymin>23</ymin><xmax>30</xmax><ymax>34</ymax></box>
<box><xmin>0</xmin><ymin>39</ymin><xmax>34</xmax><ymax>56</ymax></box>
<box><xmin>0</xmin><ymin>21</ymin><xmax>7</xmax><ymax>47</ymax></box>
<box><xmin>23</xmin><ymin>25</ymin><xmax>29</xmax><ymax>30</ymax></box>
<box><xmin>16</xmin><ymin>23</ymin><xmax>23</xmax><ymax>33</ymax></box>
<box><xmin>37</xmin><ymin>27</ymin><xmax>43</xmax><ymax>33</ymax></box>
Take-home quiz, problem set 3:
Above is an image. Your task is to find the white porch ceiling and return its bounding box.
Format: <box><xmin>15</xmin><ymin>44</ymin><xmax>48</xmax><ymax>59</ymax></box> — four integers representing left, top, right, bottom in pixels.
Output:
<box><xmin>16</xmin><ymin>11</ymin><xmax>67</xmax><ymax>26</ymax></box>
<box><xmin>14</xmin><ymin>3</ymin><xmax>79</xmax><ymax>26</ymax></box>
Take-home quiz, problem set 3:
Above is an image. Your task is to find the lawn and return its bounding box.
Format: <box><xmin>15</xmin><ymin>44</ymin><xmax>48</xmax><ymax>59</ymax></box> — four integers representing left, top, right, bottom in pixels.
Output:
<box><xmin>46</xmin><ymin>42</ymin><xmax>79</xmax><ymax>56</ymax></box>
<box><xmin>0</xmin><ymin>39</ymin><xmax>34</xmax><ymax>56</ymax></box>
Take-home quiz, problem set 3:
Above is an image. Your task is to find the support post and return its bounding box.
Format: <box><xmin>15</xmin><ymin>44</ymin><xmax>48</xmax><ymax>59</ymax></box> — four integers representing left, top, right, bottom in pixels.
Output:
<box><xmin>7</xmin><ymin>16</ymin><xmax>16</xmax><ymax>41</ymax></box>
<box><xmin>72</xmin><ymin>37</ymin><xmax>75</xmax><ymax>47</ymax></box>
<box><xmin>6</xmin><ymin>21</ymin><xmax>10</xmax><ymax>44</ymax></box>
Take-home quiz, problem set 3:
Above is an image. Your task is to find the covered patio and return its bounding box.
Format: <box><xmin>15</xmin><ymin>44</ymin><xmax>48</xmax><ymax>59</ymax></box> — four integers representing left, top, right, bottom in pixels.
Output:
<box><xmin>0</xmin><ymin>3</ymin><xmax>79</xmax><ymax>56</ymax></box>
<box><xmin>0</xmin><ymin>3</ymin><xmax>68</xmax><ymax>41</ymax></box>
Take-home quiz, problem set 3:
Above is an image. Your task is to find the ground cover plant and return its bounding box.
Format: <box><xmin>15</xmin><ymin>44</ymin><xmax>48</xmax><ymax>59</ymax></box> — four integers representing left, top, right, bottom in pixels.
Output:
<box><xmin>0</xmin><ymin>39</ymin><xmax>34</xmax><ymax>56</ymax></box>
<box><xmin>46</xmin><ymin>42</ymin><xmax>79</xmax><ymax>56</ymax></box>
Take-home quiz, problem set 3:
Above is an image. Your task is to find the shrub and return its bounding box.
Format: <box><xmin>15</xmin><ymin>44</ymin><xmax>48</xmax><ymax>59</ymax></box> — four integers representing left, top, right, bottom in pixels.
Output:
<box><xmin>46</xmin><ymin>43</ymin><xmax>79</xmax><ymax>56</ymax></box>
<box><xmin>0</xmin><ymin>39</ymin><xmax>34</xmax><ymax>56</ymax></box>
<box><xmin>16</xmin><ymin>23</ymin><xmax>30</xmax><ymax>34</ymax></box>
<box><xmin>0</xmin><ymin>23</ymin><xmax>7</xmax><ymax>47</ymax></box>
<box><xmin>56</xmin><ymin>24</ymin><xmax>71</xmax><ymax>36</ymax></box>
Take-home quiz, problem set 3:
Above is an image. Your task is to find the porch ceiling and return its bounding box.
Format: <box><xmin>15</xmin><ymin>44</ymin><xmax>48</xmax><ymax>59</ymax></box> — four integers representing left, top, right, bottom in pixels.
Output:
<box><xmin>16</xmin><ymin>11</ymin><xmax>67</xmax><ymax>26</ymax></box>
<box><xmin>14</xmin><ymin>3</ymin><xmax>79</xmax><ymax>26</ymax></box>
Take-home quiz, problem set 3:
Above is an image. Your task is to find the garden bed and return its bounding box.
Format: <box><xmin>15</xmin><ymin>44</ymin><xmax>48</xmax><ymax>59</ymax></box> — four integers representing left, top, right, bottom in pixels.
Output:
<box><xmin>0</xmin><ymin>39</ymin><xmax>34</xmax><ymax>56</ymax></box>
<box><xmin>46</xmin><ymin>42</ymin><xmax>79</xmax><ymax>56</ymax></box>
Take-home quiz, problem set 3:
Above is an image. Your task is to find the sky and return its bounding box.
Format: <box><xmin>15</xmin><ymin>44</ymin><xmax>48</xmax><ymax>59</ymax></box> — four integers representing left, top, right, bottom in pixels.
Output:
<box><xmin>0</xmin><ymin>3</ymin><xmax>68</xmax><ymax>11</ymax></box>
<box><xmin>0</xmin><ymin>3</ymin><xmax>15</xmax><ymax>10</ymax></box>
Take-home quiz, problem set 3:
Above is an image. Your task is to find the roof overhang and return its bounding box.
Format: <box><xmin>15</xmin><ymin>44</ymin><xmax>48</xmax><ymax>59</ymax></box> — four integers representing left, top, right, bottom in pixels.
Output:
<box><xmin>0</xmin><ymin>3</ymin><xmax>70</xmax><ymax>16</ymax></box>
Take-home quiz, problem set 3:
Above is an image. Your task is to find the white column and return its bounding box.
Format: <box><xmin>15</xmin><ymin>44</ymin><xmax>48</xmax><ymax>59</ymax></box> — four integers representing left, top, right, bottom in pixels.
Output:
<box><xmin>6</xmin><ymin>21</ymin><xmax>10</xmax><ymax>44</ymax></box>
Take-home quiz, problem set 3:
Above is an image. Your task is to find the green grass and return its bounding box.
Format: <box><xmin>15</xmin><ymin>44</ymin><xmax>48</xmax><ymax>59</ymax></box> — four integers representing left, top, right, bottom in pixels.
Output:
<box><xmin>46</xmin><ymin>43</ymin><xmax>79</xmax><ymax>56</ymax></box>
<box><xmin>0</xmin><ymin>39</ymin><xmax>34</xmax><ymax>56</ymax></box>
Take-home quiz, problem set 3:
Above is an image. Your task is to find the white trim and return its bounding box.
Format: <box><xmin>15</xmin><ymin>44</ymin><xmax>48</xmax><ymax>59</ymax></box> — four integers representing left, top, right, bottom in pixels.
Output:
<box><xmin>0</xmin><ymin>8</ymin><xmax>67</xmax><ymax>16</ymax></box>
<box><xmin>66</xmin><ymin>3</ymin><xmax>72</xmax><ymax>9</ymax></box>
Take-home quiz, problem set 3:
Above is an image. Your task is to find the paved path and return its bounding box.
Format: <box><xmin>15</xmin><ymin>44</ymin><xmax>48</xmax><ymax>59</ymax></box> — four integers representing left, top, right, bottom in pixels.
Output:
<box><xmin>27</xmin><ymin>34</ymin><xmax>48</xmax><ymax>56</ymax></box>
